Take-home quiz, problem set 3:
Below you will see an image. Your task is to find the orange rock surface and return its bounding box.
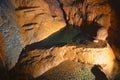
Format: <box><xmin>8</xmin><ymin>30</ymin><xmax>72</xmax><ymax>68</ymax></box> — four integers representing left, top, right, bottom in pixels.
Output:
<box><xmin>10</xmin><ymin>0</ymin><xmax>66</xmax><ymax>46</ymax></box>
<box><xmin>10</xmin><ymin>43</ymin><xmax>117</xmax><ymax>80</ymax></box>
<box><xmin>0</xmin><ymin>0</ymin><xmax>120</xmax><ymax>80</ymax></box>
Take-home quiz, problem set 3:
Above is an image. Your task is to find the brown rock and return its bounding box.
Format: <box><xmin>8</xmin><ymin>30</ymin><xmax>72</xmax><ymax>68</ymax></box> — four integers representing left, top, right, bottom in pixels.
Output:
<box><xmin>0</xmin><ymin>0</ymin><xmax>119</xmax><ymax>71</ymax></box>
<box><xmin>0</xmin><ymin>0</ymin><xmax>120</xmax><ymax>80</ymax></box>
<box><xmin>10</xmin><ymin>43</ymin><xmax>116</xmax><ymax>80</ymax></box>
<box><xmin>107</xmin><ymin>7</ymin><xmax>120</xmax><ymax>60</ymax></box>
<box><xmin>0</xmin><ymin>32</ymin><xmax>5</xmax><ymax>67</ymax></box>
<box><xmin>60</xmin><ymin>0</ymin><xmax>112</xmax><ymax>42</ymax></box>
<box><xmin>0</xmin><ymin>32</ymin><xmax>8</xmax><ymax>80</ymax></box>
<box><xmin>60</xmin><ymin>0</ymin><xmax>111</xmax><ymax>27</ymax></box>
<box><xmin>10</xmin><ymin>0</ymin><xmax>66</xmax><ymax>46</ymax></box>
<box><xmin>0</xmin><ymin>0</ymin><xmax>66</xmax><ymax>69</ymax></box>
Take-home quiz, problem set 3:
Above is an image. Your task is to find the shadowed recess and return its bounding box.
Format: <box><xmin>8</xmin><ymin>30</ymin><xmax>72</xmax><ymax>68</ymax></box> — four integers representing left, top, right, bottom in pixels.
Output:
<box><xmin>91</xmin><ymin>65</ymin><xmax>108</xmax><ymax>80</ymax></box>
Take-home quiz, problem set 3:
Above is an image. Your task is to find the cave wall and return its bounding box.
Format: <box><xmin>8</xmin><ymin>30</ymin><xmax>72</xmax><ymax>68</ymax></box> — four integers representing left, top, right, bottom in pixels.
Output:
<box><xmin>0</xmin><ymin>0</ymin><xmax>67</xmax><ymax>69</ymax></box>
<box><xmin>10</xmin><ymin>0</ymin><xmax>66</xmax><ymax>46</ymax></box>
<box><xmin>0</xmin><ymin>0</ymin><xmax>120</xmax><ymax>79</ymax></box>
<box><xmin>0</xmin><ymin>0</ymin><xmax>23</xmax><ymax>69</ymax></box>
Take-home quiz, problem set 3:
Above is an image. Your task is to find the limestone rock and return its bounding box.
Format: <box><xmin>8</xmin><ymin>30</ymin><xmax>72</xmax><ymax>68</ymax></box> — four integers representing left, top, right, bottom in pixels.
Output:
<box><xmin>60</xmin><ymin>0</ymin><xmax>112</xmax><ymax>42</ymax></box>
<box><xmin>10</xmin><ymin>0</ymin><xmax>66</xmax><ymax>46</ymax></box>
<box><xmin>0</xmin><ymin>32</ymin><xmax>8</xmax><ymax>80</ymax></box>
<box><xmin>10</xmin><ymin>43</ymin><xmax>116</xmax><ymax>80</ymax></box>
<box><xmin>0</xmin><ymin>0</ymin><xmax>120</xmax><ymax>80</ymax></box>
<box><xmin>60</xmin><ymin>0</ymin><xmax>111</xmax><ymax>27</ymax></box>
<box><xmin>0</xmin><ymin>4</ymin><xmax>23</xmax><ymax>69</ymax></box>
<box><xmin>37</xmin><ymin>60</ymin><xmax>96</xmax><ymax>80</ymax></box>
<box><xmin>37</xmin><ymin>60</ymin><xmax>109</xmax><ymax>80</ymax></box>
<box><xmin>0</xmin><ymin>0</ymin><xmax>66</xmax><ymax>69</ymax></box>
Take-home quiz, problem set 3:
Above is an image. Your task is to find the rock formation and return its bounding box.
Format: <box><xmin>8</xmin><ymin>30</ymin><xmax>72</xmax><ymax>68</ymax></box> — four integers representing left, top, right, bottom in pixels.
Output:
<box><xmin>0</xmin><ymin>32</ymin><xmax>9</xmax><ymax>80</ymax></box>
<box><xmin>0</xmin><ymin>0</ymin><xmax>120</xmax><ymax>80</ymax></box>
<box><xmin>10</xmin><ymin>43</ymin><xmax>117</xmax><ymax>80</ymax></box>
<box><xmin>37</xmin><ymin>60</ymin><xmax>109</xmax><ymax>80</ymax></box>
<box><xmin>37</xmin><ymin>60</ymin><xmax>96</xmax><ymax>80</ymax></box>
<box><xmin>11</xmin><ymin>0</ymin><xmax>66</xmax><ymax>46</ymax></box>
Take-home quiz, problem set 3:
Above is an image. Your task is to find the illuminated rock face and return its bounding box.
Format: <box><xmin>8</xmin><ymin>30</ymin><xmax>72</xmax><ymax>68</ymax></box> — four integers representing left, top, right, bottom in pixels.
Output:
<box><xmin>0</xmin><ymin>0</ymin><xmax>120</xmax><ymax>80</ymax></box>
<box><xmin>10</xmin><ymin>43</ymin><xmax>116</xmax><ymax>80</ymax></box>
<box><xmin>10</xmin><ymin>0</ymin><xmax>66</xmax><ymax>46</ymax></box>
<box><xmin>0</xmin><ymin>0</ymin><xmax>66</xmax><ymax>69</ymax></box>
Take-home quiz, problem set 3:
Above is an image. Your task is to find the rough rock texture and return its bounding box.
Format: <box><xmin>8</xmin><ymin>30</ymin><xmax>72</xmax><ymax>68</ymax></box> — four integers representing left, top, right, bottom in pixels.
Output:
<box><xmin>108</xmin><ymin>8</ymin><xmax>120</xmax><ymax>61</ymax></box>
<box><xmin>60</xmin><ymin>0</ymin><xmax>111</xmax><ymax>27</ymax></box>
<box><xmin>37</xmin><ymin>60</ymin><xmax>108</xmax><ymax>80</ymax></box>
<box><xmin>0</xmin><ymin>32</ymin><xmax>5</xmax><ymax>67</ymax></box>
<box><xmin>60</xmin><ymin>0</ymin><xmax>113</xmax><ymax>45</ymax></box>
<box><xmin>10</xmin><ymin>0</ymin><xmax>66</xmax><ymax>46</ymax></box>
<box><xmin>0</xmin><ymin>0</ymin><xmax>119</xmax><ymax>70</ymax></box>
<box><xmin>10</xmin><ymin>43</ymin><xmax>116</xmax><ymax>80</ymax></box>
<box><xmin>0</xmin><ymin>0</ymin><xmax>66</xmax><ymax>69</ymax></box>
<box><xmin>0</xmin><ymin>1</ymin><xmax>23</xmax><ymax>69</ymax></box>
<box><xmin>0</xmin><ymin>0</ymin><xmax>120</xmax><ymax>80</ymax></box>
<box><xmin>37</xmin><ymin>60</ymin><xmax>96</xmax><ymax>80</ymax></box>
<box><xmin>0</xmin><ymin>32</ymin><xmax>8</xmax><ymax>80</ymax></box>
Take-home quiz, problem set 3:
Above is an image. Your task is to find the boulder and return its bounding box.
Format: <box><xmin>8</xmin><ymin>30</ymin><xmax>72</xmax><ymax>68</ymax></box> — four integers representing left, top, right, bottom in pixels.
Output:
<box><xmin>10</xmin><ymin>42</ymin><xmax>116</xmax><ymax>80</ymax></box>
<box><xmin>36</xmin><ymin>60</ymin><xmax>96</xmax><ymax>80</ymax></box>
